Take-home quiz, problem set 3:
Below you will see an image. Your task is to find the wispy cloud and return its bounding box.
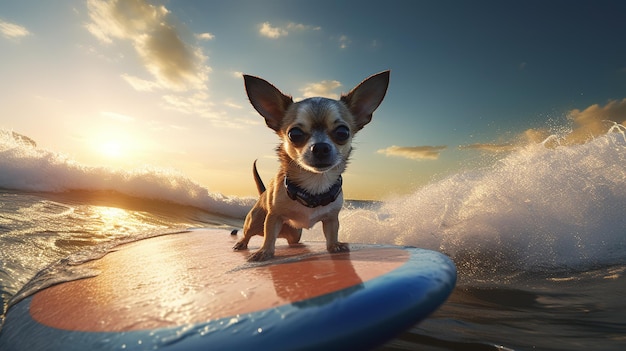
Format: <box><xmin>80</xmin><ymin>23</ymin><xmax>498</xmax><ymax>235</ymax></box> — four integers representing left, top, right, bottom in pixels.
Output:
<box><xmin>565</xmin><ymin>98</ymin><xmax>626</xmax><ymax>143</ymax></box>
<box><xmin>299</xmin><ymin>80</ymin><xmax>342</xmax><ymax>99</ymax></box>
<box><xmin>377</xmin><ymin>145</ymin><xmax>447</xmax><ymax>160</ymax></box>
<box><xmin>223</xmin><ymin>100</ymin><xmax>243</xmax><ymax>109</ymax></box>
<box><xmin>259</xmin><ymin>22</ymin><xmax>288</xmax><ymax>39</ymax></box>
<box><xmin>338</xmin><ymin>35</ymin><xmax>350</xmax><ymax>49</ymax></box>
<box><xmin>259</xmin><ymin>21</ymin><xmax>320</xmax><ymax>39</ymax></box>
<box><xmin>85</xmin><ymin>0</ymin><xmax>209</xmax><ymax>92</ymax></box>
<box><xmin>461</xmin><ymin>98</ymin><xmax>626</xmax><ymax>153</ymax></box>
<box><xmin>517</xmin><ymin>98</ymin><xmax>626</xmax><ymax>148</ymax></box>
<box><xmin>458</xmin><ymin>143</ymin><xmax>516</xmax><ymax>152</ymax></box>
<box><xmin>162</xmin><ymin>91</ymin><xmax>215</xmax><ymax>116</ymax></box>
<box><xmin>286</xmin><ymin>22</ymin><xmax>321</xmax><ymax>31</ymax></box>
<box><xmin>196</xmin><ymin>32</ymin><xmax>215</xmax><ymax>40</ymax></box>
<box><xmin>120</xmin><ymin>73</ymin><xmax>160</xmax><ymax>92</ymax></box>
<box><xmin>0</xmin><ymin>19</ymin><xmax>31</xmax><ymax>41</ymax></box>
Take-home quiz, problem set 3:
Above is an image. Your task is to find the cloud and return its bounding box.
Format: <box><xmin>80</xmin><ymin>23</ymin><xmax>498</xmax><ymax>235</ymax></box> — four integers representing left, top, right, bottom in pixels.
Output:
<box><xmin>85</xmin><ymin>0</ymin><xmax>164</xmax><ymax>44</ymax></box>
<box><xmin>137</xmin><ymin>23</ymin><xmax>209</xmax><ymax>90</ymax></box>
<box><xmin>338</xmin><ymin>35</ymin><xmax>350</xmax><ymax>49</ymax></box>
<box><xmin>513</xmin><ymin>98</ymin><xmax>626</xmax><ymax>148</ymax></box>
<box><xmin>159</xmin><ymin>92</ymin><xmax>244</xmax><ymax>128</ymax></box>
<box><xmin>564</xmin><ymin>98</ymin><xmax>626</xmax><ymax>144</ymax></box>
<box><xmin>461</xmin><ymin>98</ymin><xmax>626</xmax><ymax>153</ymax></box>
<box><xmin>223</xmin><ymin>100</ymin><xmax>243</xmax><ymax>109</ymax></box>
<box><xmin>162</xmin><ymin>91</ymin><xmax>215</xmax><ymax>116</ymax></box>
<box><xmin>299</xmin><ymin>80</ymin><xmax>342</xmax><ymax>99</ymax></box>
<box><xmin>286</xmin><ymin>22</ymin><xmax>321</xmax><ymax>31</ymax></box>
<box><xmin>196</xmin><ymin>32</ymin><xmax>215</xmax><ymax>40</ymax></box>
<box><xmin>85</xmin><ymin>0</ymin><xmax>209</xmax><ymax>92</ymax></box>
<box><xmin>0</xmin><ymin>19</ymin><xmax>31</xmax><ymax>40</ymax></box>
<box><xmin>377</xmin><ymin>145</ymin><xmax>447</xmax><ymax>160</ymax></box>
<box><xmin>458</xmin><ymin>128</ymin><xmax>551</xmax><ymax>153</ymax></box>
<box><xmin>458</xmin><ymin>143</ymin><xmax>517</xmax><ymax>153</ymax></box>
<box><xmin>519</xmin><ymin>128</ymin><xmax>552</xmax><ymax>144</ymax></box>
<box><xmin>259</xmin><ymin>21</ymin><xmax>320</xmax><ymax>39</ymax></box>
<box><xmin>121</xmin><ymin>73</ymin><xmax>160</xmax><ymax>92</ymax></box>
<box><xmin>259</xmin><ymin>22</ymin><xmax>287</xmax><ymax>38</ymax></box>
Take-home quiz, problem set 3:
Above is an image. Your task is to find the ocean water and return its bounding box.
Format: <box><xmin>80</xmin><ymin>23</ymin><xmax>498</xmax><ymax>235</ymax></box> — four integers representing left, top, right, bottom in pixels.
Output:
<box><xmin>1</xmin><ymin>127</ymin><xmax>625</xmax><ymax>350</ymax></box>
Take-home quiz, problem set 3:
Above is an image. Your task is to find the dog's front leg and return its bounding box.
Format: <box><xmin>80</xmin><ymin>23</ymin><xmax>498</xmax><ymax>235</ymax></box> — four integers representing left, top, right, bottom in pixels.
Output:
<box><xmin>234</xmin><ymin>203</ymin><xmax>266</xmax><ymax>251</ymax></box>
<box><xmin>248</xmin><ymin>214</ymin><xmax>282</xmax><ymax>261</ymax></box>
<box><xmin>323</xmin><ymin>216</ymin><xmax>349</xmax><ymax>253</ymax></box>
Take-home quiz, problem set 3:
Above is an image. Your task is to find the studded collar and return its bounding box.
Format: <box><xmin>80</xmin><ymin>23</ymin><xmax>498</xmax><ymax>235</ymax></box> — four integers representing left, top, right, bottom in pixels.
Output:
<box><xmin>284</xmin><ymin>175</ymin><xmax>342</xmax><ymax>208</ymax></box>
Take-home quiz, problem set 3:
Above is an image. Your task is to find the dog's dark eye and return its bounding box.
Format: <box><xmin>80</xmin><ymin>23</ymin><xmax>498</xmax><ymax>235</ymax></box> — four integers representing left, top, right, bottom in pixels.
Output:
<box><xmin>333</xmin><ymin>126</ymin><xmax>350</xmax><ymax>143</ymax></box>
<box><xmin>288</xmin><ymin>127</ymin><xmax>307</xmax><ymax>145</ymax></box>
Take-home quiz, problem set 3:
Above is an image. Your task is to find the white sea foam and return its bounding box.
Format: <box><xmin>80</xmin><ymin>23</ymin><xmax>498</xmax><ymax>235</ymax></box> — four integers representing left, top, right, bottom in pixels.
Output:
<box><xmin>324</xmin><ymin>128</ymin><xmax>626</xmax><ymax>271</ymax></box>
<box><xmin>0</xmin><ymin>130</ymin><xmax>254</xmax><ymax>219</ymax></box>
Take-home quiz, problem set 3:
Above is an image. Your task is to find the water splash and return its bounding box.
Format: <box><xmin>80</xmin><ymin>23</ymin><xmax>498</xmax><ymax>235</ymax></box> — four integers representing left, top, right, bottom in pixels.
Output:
<box><xmin>315</xmin><ymin>130</ymin><xmax>626</xmax><ymax>273</ymax></box>
<box><xmin>0</xmin><ymin>130</ymin><xmax>253</xmax><ymax>219</ymax></box>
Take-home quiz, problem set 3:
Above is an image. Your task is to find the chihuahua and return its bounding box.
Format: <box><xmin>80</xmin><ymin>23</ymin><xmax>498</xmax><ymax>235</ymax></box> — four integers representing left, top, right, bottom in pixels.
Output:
<box><xmin>233</xmin><ymin>71</ymin><xmax>390</xmax><ymax>261</ymax></box>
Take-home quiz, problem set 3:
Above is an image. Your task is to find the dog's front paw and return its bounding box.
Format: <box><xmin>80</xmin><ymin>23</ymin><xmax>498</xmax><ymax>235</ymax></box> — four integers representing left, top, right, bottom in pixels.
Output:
<box><xmin>327</xmin><ymin>242</ymin><xmax>350</xmax><ymax>253</ymax></box>
<box><xmin>248</xmin><ymin>249</ymin><xmax>274</xmax><ymax>262</ymax></box>
<box><xmin>233</xmin><ymin>241</ymin><xmax>248</xmax><ymax>251</ymax></box>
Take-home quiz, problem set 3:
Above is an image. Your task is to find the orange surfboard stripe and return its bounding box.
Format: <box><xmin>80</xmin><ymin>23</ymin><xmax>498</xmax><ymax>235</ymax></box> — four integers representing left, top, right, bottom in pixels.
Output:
<box><xmin>30</xmin><ymin>230</ymin><xmax>409</xmax><ymax>332</ymax></box>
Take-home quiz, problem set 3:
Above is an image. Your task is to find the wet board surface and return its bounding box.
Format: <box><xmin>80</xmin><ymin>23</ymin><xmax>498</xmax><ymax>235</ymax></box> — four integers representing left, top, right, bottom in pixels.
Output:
<box><xmin>0</xmin><ymin>228</ymin><xmax>456</xmax><ymax>351</ymax></box>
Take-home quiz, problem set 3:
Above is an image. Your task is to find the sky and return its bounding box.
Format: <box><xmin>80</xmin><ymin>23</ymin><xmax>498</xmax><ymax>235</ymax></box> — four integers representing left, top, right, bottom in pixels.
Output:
<box><xmin>1</xmin><ymin>0</ymin><xmax>625</xmax><ymax>199</ymax></box>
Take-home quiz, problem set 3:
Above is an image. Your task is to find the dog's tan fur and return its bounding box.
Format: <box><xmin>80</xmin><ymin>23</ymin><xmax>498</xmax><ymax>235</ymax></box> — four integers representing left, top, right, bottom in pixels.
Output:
<box><xmin>234</xmin><ymin>71</ymin><xmax>390</xmax><ymax>261</ymax></box>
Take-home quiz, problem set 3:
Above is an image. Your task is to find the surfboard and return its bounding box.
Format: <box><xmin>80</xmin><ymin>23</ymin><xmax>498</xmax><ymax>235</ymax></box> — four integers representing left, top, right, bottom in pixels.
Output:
<box><xmin>0</xmin><ymin>228</ymin><xmax>456</xmax><ymax>351</ymax></box>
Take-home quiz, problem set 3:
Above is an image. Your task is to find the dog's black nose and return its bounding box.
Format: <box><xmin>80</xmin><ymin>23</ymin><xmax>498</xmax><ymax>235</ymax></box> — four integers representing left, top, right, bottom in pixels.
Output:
<box><xmin>311</xmin><ymin>143</ymin><xmax>332</xmax><ymax>158</ymax></box>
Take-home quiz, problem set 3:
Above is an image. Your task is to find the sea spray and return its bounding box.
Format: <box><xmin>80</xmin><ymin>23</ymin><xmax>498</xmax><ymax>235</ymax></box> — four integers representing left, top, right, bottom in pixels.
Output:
<box><xmin>0</xmin><ymin>130</ymin><xmax>254</xmax><ymax>219</ymax></box>
<box><xmin>313</xmin><ymin>130</ymin><xmax>626</xmax><ymax>273</ymax></box>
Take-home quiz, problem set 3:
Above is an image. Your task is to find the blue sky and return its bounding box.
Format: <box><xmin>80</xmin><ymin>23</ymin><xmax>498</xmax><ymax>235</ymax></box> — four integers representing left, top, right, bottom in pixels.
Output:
<box><xmin>1</xmin><ymin>0</ymin><xmax>625</xmax><ymax>199</ymax></box>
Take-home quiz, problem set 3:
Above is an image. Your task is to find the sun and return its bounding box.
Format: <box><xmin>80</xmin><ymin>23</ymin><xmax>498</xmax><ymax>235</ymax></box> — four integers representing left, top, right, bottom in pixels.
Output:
<box><xmin>90</xmin><ymin>129</ymin><xmax>144</xmax><ymax>165</ymax></box>
<box><xmin>99</xmin><ymin>140</ymin><xmax>123</xmax><ymax>158</ymax></box>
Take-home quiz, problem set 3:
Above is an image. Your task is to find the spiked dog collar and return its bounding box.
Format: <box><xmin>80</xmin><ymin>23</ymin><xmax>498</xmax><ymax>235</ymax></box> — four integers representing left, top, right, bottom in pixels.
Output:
<box><xmin>284</xmin><ymin>176</ymin><xmax>342</xmax><ymax>208</ymax></box>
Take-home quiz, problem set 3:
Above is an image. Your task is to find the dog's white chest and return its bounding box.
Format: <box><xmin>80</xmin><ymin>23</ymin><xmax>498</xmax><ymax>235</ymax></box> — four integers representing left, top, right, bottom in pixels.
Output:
<box><xmin>285</xmin><ymin>200</ymin><xmax>341</xmax><ymax>229</ymax></box>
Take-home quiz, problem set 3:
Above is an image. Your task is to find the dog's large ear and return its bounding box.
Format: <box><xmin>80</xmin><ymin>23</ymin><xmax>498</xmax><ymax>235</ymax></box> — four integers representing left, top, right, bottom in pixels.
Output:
<box><xmin>341</xmin><ymin>70</ymin><xmax>390</xmax><ymax>131</ymax></box>
<box><xmin>244</xmin><ymin>75</ymin><xmax>293</xmax><ymax>131</ymax></box>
